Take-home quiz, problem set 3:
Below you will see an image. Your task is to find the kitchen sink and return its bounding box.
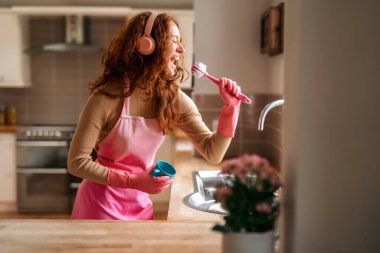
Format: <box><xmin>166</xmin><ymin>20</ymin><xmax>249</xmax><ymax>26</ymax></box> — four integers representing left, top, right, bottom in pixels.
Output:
<box><xmin>183</xmin><ymin>170</ymin><xmax>228</xmax><ymax>215</ymax></box>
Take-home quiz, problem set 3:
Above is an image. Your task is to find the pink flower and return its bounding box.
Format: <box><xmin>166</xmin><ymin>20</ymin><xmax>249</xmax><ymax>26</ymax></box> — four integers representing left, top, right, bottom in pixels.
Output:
<box><xmin>234</xmin><ymin>161</ymin><xmax>250</xmax><ymax>183</ymax></box>
<box><xmin>220</xmin><ymin>157</ymin><xmax>243</xmax><ymax>174</ymax></box>
<box><xmin>241</xmin><ymin>154</ymin><xmax>270</xmax><ymax>174</ymax></box>
<box><xmin>255</xmin><ymin>202</ymin><xmax>272</xmax><ymax>213</ymax></box>
<box><xmin>213</xmin><ymin>153</ymin><xmax>282</xmax><ymax>232</ymax></box>
<box><xmin>240</xmin><ymin>153</ymin><xmax>254</xmax><ymax>168</ymax></box>
<box><xmin>252</xmin><ymin>154</ymin><xmax>269</xmax><ymax>168</ymax></box>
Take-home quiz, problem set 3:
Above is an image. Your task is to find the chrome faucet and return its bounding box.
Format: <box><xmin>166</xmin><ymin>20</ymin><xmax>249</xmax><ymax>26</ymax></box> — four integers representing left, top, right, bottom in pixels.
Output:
<box><xmin>258</xmin><ymin>99</ymin><xmax>284</xmax><ymax>130</ymax></box>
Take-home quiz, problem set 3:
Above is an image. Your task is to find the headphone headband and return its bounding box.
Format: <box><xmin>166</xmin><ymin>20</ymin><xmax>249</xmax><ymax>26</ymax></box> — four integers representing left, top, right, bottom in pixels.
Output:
<box><xmin>144</xmin><ymin>13</ymin><xmax>157</xmax><ymax>36</ymax></box>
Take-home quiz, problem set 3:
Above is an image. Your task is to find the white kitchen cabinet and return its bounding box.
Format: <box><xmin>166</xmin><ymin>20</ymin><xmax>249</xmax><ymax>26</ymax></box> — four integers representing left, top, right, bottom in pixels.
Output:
<box><xmin>0</xmin><ymin>10</ymin><xmax>31</xmax><ymax>87</ymax></box>
<box><xmin>0</xmin><ymin>132</ymin><xmax>17</xmax><ymax>212</ymax></box>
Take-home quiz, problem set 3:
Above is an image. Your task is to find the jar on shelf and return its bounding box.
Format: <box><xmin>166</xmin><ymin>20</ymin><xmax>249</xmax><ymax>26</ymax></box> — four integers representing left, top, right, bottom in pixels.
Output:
<box><xmin>5</xmin><ymin>106</ymin><xmax>16</xmax><ymax>125</ymax></box>
<box><xmin>0</xmin><ymin>105</ymin><xmax>5</xmax><ymax>125</ymax></box>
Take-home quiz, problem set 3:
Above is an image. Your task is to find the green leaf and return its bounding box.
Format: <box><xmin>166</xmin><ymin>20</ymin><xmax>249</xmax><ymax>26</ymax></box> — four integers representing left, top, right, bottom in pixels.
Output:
<box><xmin>212</xmin><ymin>224</ymin><xmax>230</xmax><ymax>233</ymax></box>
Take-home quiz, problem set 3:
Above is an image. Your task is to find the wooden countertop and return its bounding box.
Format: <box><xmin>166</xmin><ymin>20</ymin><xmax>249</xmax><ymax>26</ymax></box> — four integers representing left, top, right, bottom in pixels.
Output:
<box><xmin>168</xmin><ymin>151</ymin><xmax>222</xmax><ymax>222</ymax></box>
<box><xmin>0</xmin><ymin>125</ymin><xmax>17</xmax><ymax>132</ymax></box>
<box><xmin>0</xmin><ymin>220</ymin><xmax>221</xmax><ymax>253</ymax></box>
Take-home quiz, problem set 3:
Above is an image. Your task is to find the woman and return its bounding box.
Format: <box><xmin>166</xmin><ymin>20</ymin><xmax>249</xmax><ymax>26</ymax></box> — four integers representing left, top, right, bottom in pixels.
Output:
<box><xmin>68</xmin><ymin>12</ymin><xmax>241</xmax><ymax>220</ymax></box>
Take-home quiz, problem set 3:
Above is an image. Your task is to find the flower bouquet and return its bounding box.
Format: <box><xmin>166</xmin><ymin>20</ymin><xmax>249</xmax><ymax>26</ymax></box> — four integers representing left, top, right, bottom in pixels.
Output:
<box><xmin>213</xmin><ymin>153</ymin><xmax>282</xmax><ymax>233</ymax></box>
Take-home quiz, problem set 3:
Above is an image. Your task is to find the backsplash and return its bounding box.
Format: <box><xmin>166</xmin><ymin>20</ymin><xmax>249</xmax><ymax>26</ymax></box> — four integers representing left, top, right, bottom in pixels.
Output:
<box><xmin>0</xmin><ymin>16</ymin><xmax>126</xmax><ymax>125</ymax></box>
<box><xmin>193</xmin><ymin>93</ymin><xmax>283</xmax><ymax>169</ymax></box>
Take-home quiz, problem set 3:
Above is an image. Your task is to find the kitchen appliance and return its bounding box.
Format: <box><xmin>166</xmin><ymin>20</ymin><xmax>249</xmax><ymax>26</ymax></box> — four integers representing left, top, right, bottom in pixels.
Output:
<box><xmin>24</xmin><ymin>15</ymin><xmax>102</xmax><ymax>54</ymax></box>
<box><xmin>16</xmin><ymin>125</ymin><xmax>76</xmax><ymax>213</ymax></box>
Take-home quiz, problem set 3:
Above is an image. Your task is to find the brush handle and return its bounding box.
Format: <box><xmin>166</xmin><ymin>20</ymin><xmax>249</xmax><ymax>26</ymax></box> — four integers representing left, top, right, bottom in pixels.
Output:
<box><xmin>204</xmin><ymin>74</ymin><xmax>252</xmax><ymax>104</ymax></box>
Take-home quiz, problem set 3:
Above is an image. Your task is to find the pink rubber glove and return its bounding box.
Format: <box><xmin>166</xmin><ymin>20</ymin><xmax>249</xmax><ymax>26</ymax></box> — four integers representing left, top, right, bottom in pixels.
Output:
<box><xmin>219</xmin><ymin>77</ymin><xmax>241</xmax><ymax>106</ymax></box>
<box><xmin>217</xmin><ymin>78</ymin><xmax>241</xmax><ymax>137</ymax></box>
<box><xmin>107</xmin><ymin>164</ymin><xmax>173</xmax><ymax>194</ymax></box>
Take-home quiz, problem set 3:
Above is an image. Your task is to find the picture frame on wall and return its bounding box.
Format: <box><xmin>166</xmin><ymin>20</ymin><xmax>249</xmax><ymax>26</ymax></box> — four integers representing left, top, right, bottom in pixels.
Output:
<box><xmin>260</xmin><ymin>2</ymin><xmax>284</xmax><ymax>56</ymax></box>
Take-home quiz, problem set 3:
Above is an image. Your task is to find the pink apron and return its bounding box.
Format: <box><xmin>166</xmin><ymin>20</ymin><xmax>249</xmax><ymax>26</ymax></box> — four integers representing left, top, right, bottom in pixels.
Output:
<box><xmin>71</xmin><ymin>92</ymin><xmax>165</xmax><ymax>220</ymax></box>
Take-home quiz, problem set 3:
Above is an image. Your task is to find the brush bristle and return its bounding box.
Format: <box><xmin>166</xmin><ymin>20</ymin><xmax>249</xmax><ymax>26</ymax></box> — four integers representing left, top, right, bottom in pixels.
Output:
<box><xmin>191</xmin><ymin>62</ymin><xmax>207</xmax><ymax>79</ymax></box>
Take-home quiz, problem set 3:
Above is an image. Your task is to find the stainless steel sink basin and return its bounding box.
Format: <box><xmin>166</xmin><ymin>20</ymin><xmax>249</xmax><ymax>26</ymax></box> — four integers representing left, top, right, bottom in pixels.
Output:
<box><xmin>183</xmin><ymin>170</ymin><xmax>228</xmax><ymax>215</ymax></box>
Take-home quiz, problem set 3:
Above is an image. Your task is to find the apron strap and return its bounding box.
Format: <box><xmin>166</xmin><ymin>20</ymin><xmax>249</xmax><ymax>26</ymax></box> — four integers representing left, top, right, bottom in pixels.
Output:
<box><xmin>122</xmin><ymin>77</ymin><xmax>131</xmax><ymax>117</ymax></box>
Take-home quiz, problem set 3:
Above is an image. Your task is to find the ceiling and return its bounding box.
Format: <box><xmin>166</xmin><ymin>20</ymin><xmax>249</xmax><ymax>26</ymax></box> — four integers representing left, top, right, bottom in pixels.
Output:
<box><xmin>1</xmin><ymin>0</ymin><xmax>193</xmax><ymax>9</ymax></box>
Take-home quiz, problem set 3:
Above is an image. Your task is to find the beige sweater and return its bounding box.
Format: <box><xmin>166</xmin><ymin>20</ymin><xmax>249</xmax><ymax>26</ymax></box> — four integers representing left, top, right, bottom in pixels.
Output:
<box><xmin>67</xmin><ymin>83</ymin><xmax>232</xmax><ymax>185</ymax></box>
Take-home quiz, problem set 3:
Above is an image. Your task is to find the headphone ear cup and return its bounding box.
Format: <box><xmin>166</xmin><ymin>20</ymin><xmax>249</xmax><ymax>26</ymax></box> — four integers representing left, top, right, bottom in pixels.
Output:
<box><xmin>137</xmin><ymin>35</ymin><xmax>156</xmax><ymax>55</ymax></box>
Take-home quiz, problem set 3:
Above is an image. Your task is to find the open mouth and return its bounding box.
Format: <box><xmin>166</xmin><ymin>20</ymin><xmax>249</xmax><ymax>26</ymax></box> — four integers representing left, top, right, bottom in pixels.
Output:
<box><xmin>169</xmin><ymin>57</ymin><xmax>178</xmax><ymax>70</ymax></box>
<box><xmin>170</xmin><ymin>56</ymin><xmax>179</xmax><ymax>64</ymax></box>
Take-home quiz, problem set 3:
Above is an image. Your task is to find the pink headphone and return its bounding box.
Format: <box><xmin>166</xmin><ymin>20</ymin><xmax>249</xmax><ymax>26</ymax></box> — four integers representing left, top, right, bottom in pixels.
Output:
<box><xmin>137</xmin><ymin>13</ymin><xmax>158</xmax><ymax>55</ymax></box>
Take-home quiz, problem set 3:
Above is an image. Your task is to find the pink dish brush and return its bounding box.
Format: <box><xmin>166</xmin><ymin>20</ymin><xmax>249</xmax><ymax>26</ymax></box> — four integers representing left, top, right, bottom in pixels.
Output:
<box><xmin>191</xmin><ymin>62</ymin><xmax>252</xmax><ymax>104</ymax></box>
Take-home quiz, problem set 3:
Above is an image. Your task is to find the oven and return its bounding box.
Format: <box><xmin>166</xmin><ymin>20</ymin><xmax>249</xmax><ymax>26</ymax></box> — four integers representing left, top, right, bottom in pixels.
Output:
<box><xmin>16</xmin><ymin>126</ymin><xmax>76</xmax><ymax>213</ymax></box>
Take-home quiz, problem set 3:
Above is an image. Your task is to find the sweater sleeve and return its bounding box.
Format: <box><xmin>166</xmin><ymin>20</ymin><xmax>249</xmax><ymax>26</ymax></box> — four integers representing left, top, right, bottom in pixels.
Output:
<box><xmin>67</xmin><ymin>92</ymin><xmax>118</xmax><ymax>184</ymax></box>
<box><xmin>176</xmin><ymin>91</ymin><xmax>237</xmax><ymax>164</ymax></box>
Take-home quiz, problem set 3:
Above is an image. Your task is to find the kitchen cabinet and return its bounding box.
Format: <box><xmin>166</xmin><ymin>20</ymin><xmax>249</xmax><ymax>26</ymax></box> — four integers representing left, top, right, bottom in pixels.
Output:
<box><xmin>0</xmin><ymin>132</ymin><xmax>17</xmax><ymax>212</ymax></box>
<box><xmin>0</xmin><ymin>10</ymin><xmax>31</xmax><ymax>87</ymax></box>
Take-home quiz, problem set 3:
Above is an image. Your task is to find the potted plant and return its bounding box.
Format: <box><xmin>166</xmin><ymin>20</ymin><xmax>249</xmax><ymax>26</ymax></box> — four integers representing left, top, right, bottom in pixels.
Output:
<box><xmin>213</xmin><ymin>153</ymin><xmax>282</xmax><ymax>253</ymax></box>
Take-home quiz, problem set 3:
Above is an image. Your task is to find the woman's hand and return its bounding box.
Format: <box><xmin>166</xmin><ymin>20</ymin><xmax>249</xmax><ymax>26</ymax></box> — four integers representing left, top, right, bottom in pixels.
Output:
<box><xmin>131</xmin><ymin>164</ymin><xmax>173</xmax><ymax>194</ymax></box>
<box><xmin>219</xmin><ymin>77</ymin><xmax>241</xmax><ymax>106</ymax></box>
<box><xmin>216</xmin><ymin>78</ymin><xmax>241</xmax><ymax>138</ymax></box>
<box><xmin>107</xmin><ymin>164</ymin><xmax>172</xmax><ymax>193</ymax></box>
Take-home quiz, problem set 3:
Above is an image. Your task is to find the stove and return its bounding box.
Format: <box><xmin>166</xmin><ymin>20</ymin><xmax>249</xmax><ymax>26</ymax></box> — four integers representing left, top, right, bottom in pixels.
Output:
<box><xmin>16</xmin><ymin>125</ymin><xmax>77</xmax><ymax>213</ymax></box>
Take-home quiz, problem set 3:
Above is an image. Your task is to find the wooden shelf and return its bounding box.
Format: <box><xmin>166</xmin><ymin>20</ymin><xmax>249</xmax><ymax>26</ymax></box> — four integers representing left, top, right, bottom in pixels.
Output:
<box><xmin>0</xmin><ymin>125</ymin><xmax>17</xmax><ymax>132</ymax></box>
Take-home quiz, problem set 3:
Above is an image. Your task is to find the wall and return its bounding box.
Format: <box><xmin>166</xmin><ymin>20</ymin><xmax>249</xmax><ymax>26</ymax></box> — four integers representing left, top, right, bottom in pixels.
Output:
<box><xmin>193</xmin><ymin>0</ymin><xmax>272</xmax><ymax>94</ymax></box>
<box><xmin>282</xmin><ymin>0</ymin><xmax>380</xmax><ymax>252</ymax></box>
<box><xmin>192</xmin><ymin>0</ymin><xmax>284</xmax><ymax>95</ymax></box>
<box><xmin>193</xmin><ymin>93</ymin><xmax>283</xmax><ymax>168</ymax></box>
<box><xmin>193</xmin><ymin>0</ymin><xmax>284</xmax><ymax>168</ymax></box>
<box><xmin>0</xmin><ymin>16</ymin><xmax>124</xmax><ymax>125</ymax></box>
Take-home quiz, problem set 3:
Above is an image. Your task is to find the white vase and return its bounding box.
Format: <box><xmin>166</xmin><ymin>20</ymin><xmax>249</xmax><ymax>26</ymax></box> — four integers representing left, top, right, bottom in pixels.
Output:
<box><xmin>222</xmin><ymin>230</ymin><xmax>274</xmax><ymax>253</ymax></box>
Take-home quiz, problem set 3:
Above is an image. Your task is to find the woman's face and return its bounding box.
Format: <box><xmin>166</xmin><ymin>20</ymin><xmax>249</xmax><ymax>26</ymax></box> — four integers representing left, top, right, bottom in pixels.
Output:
<box><xmin>167</xmin><ymin>21</ymin><xmax>184</xmax><ymax>76</ymax></box>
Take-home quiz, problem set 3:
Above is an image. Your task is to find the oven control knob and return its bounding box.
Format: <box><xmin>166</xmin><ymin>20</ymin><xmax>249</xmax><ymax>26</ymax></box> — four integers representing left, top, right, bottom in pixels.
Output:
<box><xmin>55</xmin><ymin>131</ymin><xmax>62</xmax><ymax>138</ymax></box>
<box><xmin>31</xmin><ymin>131</ymin><xmax>37</xmax><ymax>137</ymax></box>
<box><xmin>37</xmin><ymin>130</ymin><xmax>43</xmax><ymax>137</ymax></box>
<box><xmin>48</xmin><ymin>131</ymin><xmax>55</xmax><ymax>137</ymax></box>
<box><xmin>25</xmin><ymin>130</ymin><xmax>31</xmax><ymax>137</ymax></box>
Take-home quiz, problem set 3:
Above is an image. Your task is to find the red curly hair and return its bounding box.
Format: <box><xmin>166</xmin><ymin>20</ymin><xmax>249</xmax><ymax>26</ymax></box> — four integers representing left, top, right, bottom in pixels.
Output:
<box><xmin>90</xmin><ymin>12</ymin><xmax>188</xmax><ymax>134</ymax></box>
